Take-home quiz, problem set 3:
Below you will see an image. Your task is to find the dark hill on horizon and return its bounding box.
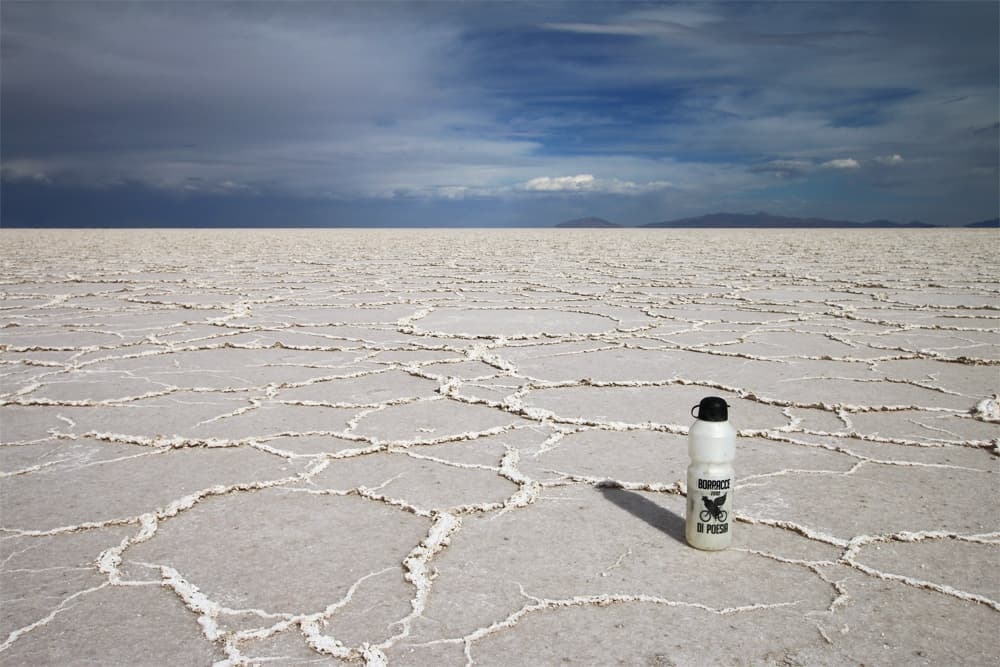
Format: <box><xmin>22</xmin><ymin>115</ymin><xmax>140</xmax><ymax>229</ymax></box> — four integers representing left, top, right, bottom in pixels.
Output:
<box><xmin>641</xmin><ymin>212</ymin><xmax>938</xmax><ymax>228</ymax></box>
<box><xmin>966</xmin><ymin>217</ymin><xmax>999</xmax><ymax>228</ymax></box>
<box><xmin>555</xmin><ymin>217</ymin><xmax>622</xmax><ymax>228</ymax></box>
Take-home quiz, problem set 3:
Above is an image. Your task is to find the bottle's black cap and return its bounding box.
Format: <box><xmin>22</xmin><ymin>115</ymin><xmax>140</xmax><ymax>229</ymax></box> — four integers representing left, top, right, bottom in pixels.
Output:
<box><xmin>691</xmin><ymin>396</ymin><xmax>729</xmax><ymax>422</ymax></box>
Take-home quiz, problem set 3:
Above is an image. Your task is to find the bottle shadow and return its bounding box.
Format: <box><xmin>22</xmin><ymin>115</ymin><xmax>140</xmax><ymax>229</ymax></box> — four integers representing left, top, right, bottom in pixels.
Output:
<box><xmin>599</xmin><ymin>486</ymin><xmax>687</xmax><ymax>545</ymax></box>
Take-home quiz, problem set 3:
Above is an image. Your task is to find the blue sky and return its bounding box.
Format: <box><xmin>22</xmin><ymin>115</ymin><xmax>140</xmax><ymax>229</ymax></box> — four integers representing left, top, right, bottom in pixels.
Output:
<box><xmin>2</xmin><ymin>1</ymin><xmax>997</xmax><ymax>227</ymax></box>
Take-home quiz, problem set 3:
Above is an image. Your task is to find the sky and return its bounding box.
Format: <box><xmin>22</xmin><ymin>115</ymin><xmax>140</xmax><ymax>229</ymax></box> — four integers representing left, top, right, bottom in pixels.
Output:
<box><xmin>2</xmin><ymin>1</ymin><xmax>998</xmax><ymax>227</ymax></box>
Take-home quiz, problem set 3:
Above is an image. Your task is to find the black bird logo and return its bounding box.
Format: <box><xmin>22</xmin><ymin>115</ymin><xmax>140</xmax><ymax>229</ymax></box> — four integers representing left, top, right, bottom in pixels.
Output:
<box><xmin>702</xmin><ymin>494</ymin><xmax>727</xmax><ymax>521</ymax></box>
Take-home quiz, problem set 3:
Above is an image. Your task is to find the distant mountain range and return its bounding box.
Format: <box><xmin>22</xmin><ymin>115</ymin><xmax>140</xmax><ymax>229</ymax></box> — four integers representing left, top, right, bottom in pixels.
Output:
<box><xmin>555</xmin><ymin>212</ymin><xmax>999</xmax><ymax>228</ymax></box>
<box><xmin>642</xmin><ymin>212</ymin><xmax>940</xmax><ymax>228</ymax></box>
<box><xmin>967</xmin><ymin>218</ymin><xmax>1000</xmax><ymax>228</ymax></box>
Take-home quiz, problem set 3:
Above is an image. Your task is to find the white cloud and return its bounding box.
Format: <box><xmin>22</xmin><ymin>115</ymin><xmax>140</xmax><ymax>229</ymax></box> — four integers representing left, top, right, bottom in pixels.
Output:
<box><xmin>543</xmin><ymin>6</ymin><xmax>721</xmax><ymax>37</ymax></box>
<box><xmin>822</xmin><ymin>158</ymin><xmax>861</xmax><ymax>169</ymax></box>
<box><xmin>601</xmin><ymin>178</ymin><xmax>676</xmax><ymax>194</ymax></box>
<box><xmin>0</xmin><ymin>160</ymin><xmax>52</xmax><ymax>184</ymax></box>
<box><xmin>876</xmin><ymin>154</ymin><xmax>905</xmax><ymax>165</ymax></box>
<box><xmin>522</xmin><ymin>174</ymin><xmax>596</xmax><ymax>191</ymax></box>
<box><xmin>519</xmin><ymin>174</ymin><xmax>676</xmax><ymax>195</ymax></box>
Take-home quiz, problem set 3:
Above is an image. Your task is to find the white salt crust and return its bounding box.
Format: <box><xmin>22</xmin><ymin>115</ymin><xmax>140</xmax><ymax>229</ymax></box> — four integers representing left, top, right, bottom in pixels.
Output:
<box><xmin>1</xmin><ymin>229</ymin><xmax>997</xmax><ymax>665</ymax></box>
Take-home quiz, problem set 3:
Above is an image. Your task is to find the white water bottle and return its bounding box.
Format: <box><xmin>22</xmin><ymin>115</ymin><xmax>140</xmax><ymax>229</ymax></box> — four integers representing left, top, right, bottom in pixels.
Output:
<box><xmin>685</xmin><ymin>396</ymin><xmax>736</xmax><ymax>550</ymax></box>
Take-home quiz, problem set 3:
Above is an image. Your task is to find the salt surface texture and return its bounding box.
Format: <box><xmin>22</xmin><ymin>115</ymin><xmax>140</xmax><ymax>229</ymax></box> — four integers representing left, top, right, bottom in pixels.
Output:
<box><xmin>1</xmin><ymin>228</ymin><xmax>998</xmax><ymax>666</ymax></box>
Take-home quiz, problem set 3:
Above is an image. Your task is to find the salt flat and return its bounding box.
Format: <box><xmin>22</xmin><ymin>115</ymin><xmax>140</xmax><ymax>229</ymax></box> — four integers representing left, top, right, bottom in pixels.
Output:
<box><xmin>0</xmin><ymin>228</ymin><xmax>997</xmax><ymax>666</ymax></box>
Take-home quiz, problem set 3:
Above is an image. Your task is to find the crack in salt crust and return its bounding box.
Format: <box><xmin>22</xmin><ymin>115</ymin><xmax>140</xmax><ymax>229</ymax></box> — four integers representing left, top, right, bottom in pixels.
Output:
<box><xmin>1</xmin><ymin>229</ymin><xmax>997</xmax><ymax>664</ymax></box>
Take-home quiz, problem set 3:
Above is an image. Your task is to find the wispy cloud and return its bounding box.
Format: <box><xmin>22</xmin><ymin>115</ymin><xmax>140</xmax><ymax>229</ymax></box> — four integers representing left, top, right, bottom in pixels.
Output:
<box><xmin>749</xmin><ymin>159</ymin><xmax>815</xmax><ymax>179</ymax></box>
<box><xmin>875</xmin><ymin>154</ymin><xmax>905</xmax><ymax>165</ymax></box>
<box><xmin>822</xmin><ymin>158</ymin><xmax>861</xmax><ymax>170</ymax></box>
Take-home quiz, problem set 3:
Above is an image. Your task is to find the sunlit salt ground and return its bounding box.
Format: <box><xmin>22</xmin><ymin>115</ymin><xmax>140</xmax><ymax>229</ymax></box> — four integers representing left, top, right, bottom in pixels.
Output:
<box><xmin>1</xmin><ymin>228</ymin><xmax>998</xmax><ymax>666</ymax></box>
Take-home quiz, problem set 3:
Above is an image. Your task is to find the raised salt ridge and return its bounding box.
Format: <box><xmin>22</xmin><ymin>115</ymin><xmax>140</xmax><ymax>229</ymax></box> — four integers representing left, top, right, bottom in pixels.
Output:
<box><xmin>0</xmin><ymin>229</ymin><xmax>997</xmax><ymax>665</ymax></box>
